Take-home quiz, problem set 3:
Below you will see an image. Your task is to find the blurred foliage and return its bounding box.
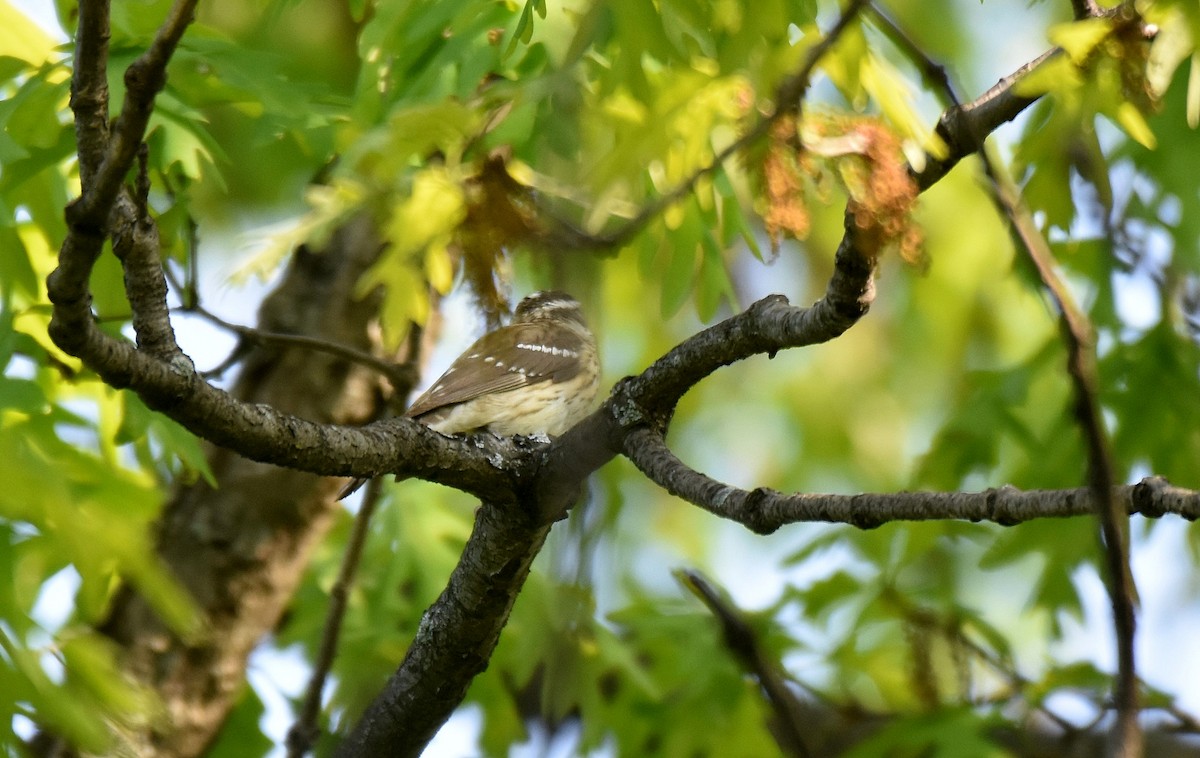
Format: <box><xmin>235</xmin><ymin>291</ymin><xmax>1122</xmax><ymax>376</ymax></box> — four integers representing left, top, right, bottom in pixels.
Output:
<box><xmin>2</xmin><ymin>0</ymin><xmax>1200</xmax><ymax>755</ymax></box>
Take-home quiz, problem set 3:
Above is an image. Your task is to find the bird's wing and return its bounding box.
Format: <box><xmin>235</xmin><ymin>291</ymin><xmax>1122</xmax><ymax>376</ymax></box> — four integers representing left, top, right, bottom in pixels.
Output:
<box><xmin>404</xmin><ymin>322</ymin><xmax>586</xmax><ymax>419</ymax></box>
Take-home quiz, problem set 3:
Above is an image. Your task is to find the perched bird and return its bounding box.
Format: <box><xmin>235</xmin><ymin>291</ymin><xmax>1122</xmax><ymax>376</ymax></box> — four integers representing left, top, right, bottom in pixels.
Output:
<box><xmin>340</xmin><ymin>290</ymin><xmax>600</xmax><ymax>498</ymax></box>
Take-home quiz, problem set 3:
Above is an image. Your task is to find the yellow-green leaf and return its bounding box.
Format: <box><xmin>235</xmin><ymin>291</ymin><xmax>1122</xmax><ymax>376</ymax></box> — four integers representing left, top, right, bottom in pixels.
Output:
<box><xmin>0</xmin><ymin>0</ymin><xmax>57</xmax><ymax>65</ymax></box>
<box><xmin>388</xmin><ymin>169</ymin><xmax>466</xmax><ymax>255</ymax></box>
<box><xmin>233</xmin><ymin>179</ymin><xmax>366</xmax><ymax>283</ymax></box>
<box><xmin>1013</xmin><ymin>55</ymin><xmax>1082</xmax><ymax>98</ymax></box>
<box><xmin>1048</xmin><ymin>17</ymin><xmax>1114</xmax><ymax>65</ymax></box>
<box><xmin>1114</xmin><ymin>101</ymin><xmax>1157</xmax><ymax>148</ymax></box>
<box><xmin>425</xmin><ymin>241</ymin><xmax>455</xmax><ymax>295</ymax></box>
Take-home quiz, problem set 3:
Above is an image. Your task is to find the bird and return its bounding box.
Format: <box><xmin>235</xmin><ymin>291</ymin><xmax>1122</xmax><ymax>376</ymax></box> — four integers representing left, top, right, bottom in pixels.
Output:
<box><xmin>340</xmin><ymin>290</ymin><xmax>600</xmax><ymax>498</ymax></box>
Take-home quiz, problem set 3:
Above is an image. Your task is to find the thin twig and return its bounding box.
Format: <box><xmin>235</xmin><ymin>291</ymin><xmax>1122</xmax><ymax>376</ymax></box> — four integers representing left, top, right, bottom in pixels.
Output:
<box><xmin>1164</xmin><ymin>704</ymin><xmax>1200</xmax><ymax>734</ymax></box>
<box><xmin>158</xmin><ymin>170</ymin><xmax>201</xmax><ymax>309</ymax></box>
<box><xmin>867</xmin><ymin>4</ymin><xmax>962</xmax><ymax>109</ymax></box>
<box><xmin>286</xmin><ymin>477</ymin><xmax>386</xmax><ymax>758</ymax></box>
<box><xmin>186</xmin><ymin>303</ymin><xmax>415</xmax><ymax>389</ymax></box>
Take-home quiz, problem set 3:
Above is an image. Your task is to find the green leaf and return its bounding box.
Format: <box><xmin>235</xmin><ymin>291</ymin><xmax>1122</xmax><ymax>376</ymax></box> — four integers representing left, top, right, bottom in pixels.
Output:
<box><xmin>0</xmin><ymin>375</ymin><xmax>47</xmax><ymax>413</ymax></box>
<box><xmin>118</xmin><ymin>392</ymin><xmax>217</xmax><ymax>487</ymax></box>
<box><xmin>0</xmin><ymin>628</ymin><xmax>115</xmax><ymax>753</ymax></box>
<box><xmin>979</xmin><ymin>518</ymin><xmax>1096</xmax><ymax>629</ymax></box>
<box><xmin>793</xmin><ymin>570</ymin><xmax>865</xmax><ymax>619</ymax></box>
<box><xmin>1028</xmin><ymin>660</ymin><xmax>1109</xmax><ymax>704</ymax></box>
<box><xmin>842</xmin><ymin>708</ymin><xmax>1009</xmax><ymax>758</ymax></box>
<box><xmin>61</xmin><ymin>633</ymin><xmax>154</xmax><ymax>716</ymax></box>
<box><xmin>505</xmin><ymin>0</ymin><xmax>537</xmax><ymax>59</ymax></box>
<box><xmin>0</xmin><ymin>224</ymin><xmax>39</xmax><ymax>302</ymax></box>
<box><xmin>1013</xmin><ymin>55</ymin><xmax>1082</xmax><ymax>98</ymax></box>
<box><xmin>660</xmin><ymin>239</ymin><xmax>699</xmax><ymax>319</ymax></box>
<box><xmin>207</xmin><ymin>686</ymin><xmax>273</xmax><ymax>758</ymax></box>
<box><xmin>1</xmin><ymin>66</ymin><xmax>70</xmax><ymax>151</ymax></box>
<box><xmin>1112</xmin><ymin>101</ymin><xmax>1157</xmax><ymax>149</ymax></box>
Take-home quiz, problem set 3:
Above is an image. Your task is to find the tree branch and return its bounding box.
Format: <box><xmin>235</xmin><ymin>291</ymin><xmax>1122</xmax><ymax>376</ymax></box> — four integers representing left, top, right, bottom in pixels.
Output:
<box><xmin>678</xmin><ymin>569</ymin><xmax>812</xmax><ymax>758</ymax></box>
<box><xmin>913</xmin><ymin>46</ymin><xmax>1057</xmax><ymax>190</ymax></box>
<box><xmin>186</xmin><ymin>302</ymin><xmax>417</xmax><ymax>390</ymax></box>
<box><xmin>624</xmin><ymin>425</ymin><xmax>1198</xmax><ymax>531</ymax></box>
<box><xmin>287</xmin><ymin>478</ymin><xmax>385</xmax><ymax>758</ymax></box>
<box><xmin>981</xmin><ymin>154</ymin><xmax>1141</xmax><ymax>758</ymax></box>
<box><xmin>112</xmin><ymin>145</ymin><xmax>187</xmax><ymax>361</ymax></box>
<box><xmin>335</xmin><ymin>498</ymin><xmax>552</xmax><ymax>757</ymax></box>
<box><xmin>70</xmin><ymin>0</ymin><xmax>112</xmax><ymax>183</ymax></box>
<box><xmin>75</xmin><ymin>0</ymin><xmax>198</xmax><ymax>227</ymax></box>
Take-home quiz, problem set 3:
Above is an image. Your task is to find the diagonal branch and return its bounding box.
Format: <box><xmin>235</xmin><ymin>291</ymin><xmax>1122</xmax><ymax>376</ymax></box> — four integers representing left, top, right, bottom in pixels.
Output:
<box><xmin>187</xmin><ymin>303</ymin><xmax>418</xmax><ymax>389</ymax></box>
<box><xmin>335</xmin><ymin>498</ymin><xmax>552</xmax><ymax>757</ymax></box>
<box><xmin>862</xmin><ymin>9</ymin><xmax>1145</xmax><ymax>754</ymax></box>
<box><xmin>913</xmin><ymin>46</ymin><xmax>1058</xmax><ymax>191</ymax></box>
<box><xmin>287</xmin><ymin>478</ymin><xmax>385</xmax><ymax>758</ymax></box>
<box><xmin>981</xmin><ymin>156</ymin><xmax>1141</xmax><ymax>758</ymax></box>
<box><xmin>74</xmin><ymin>0</ymin><xmax>199</xmax><ymax>228</ymax></box>
<box><xmin>678</xmin><ymin>569</ymin><xmax>812</xmax><ymax>758</ymax></box>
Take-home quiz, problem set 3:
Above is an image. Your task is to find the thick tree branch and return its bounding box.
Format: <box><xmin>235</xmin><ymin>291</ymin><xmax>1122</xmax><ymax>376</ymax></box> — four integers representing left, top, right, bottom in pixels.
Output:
<box><xmin>47</xmin><ymin>287</ymin><xmax>521</xmax><ymax>496</ymax></box>
<box><xmin>70</xmin><ymin>0</ymin><xmax>112</xmax><ymax>183</ymax></box>
<box><xmin>335</xmin><ymin>498</ymin><xmax>551</xmax><ymax>757</ymax></box>
<box><xmin>76</xmin><ymin>0</ymin><xmax>198</xmax><ymax>227</ymax></box>
<box><xmin>113</xmin><ymin>145</ymin><xmax>186</xmax><ymax>361</ymax></box>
